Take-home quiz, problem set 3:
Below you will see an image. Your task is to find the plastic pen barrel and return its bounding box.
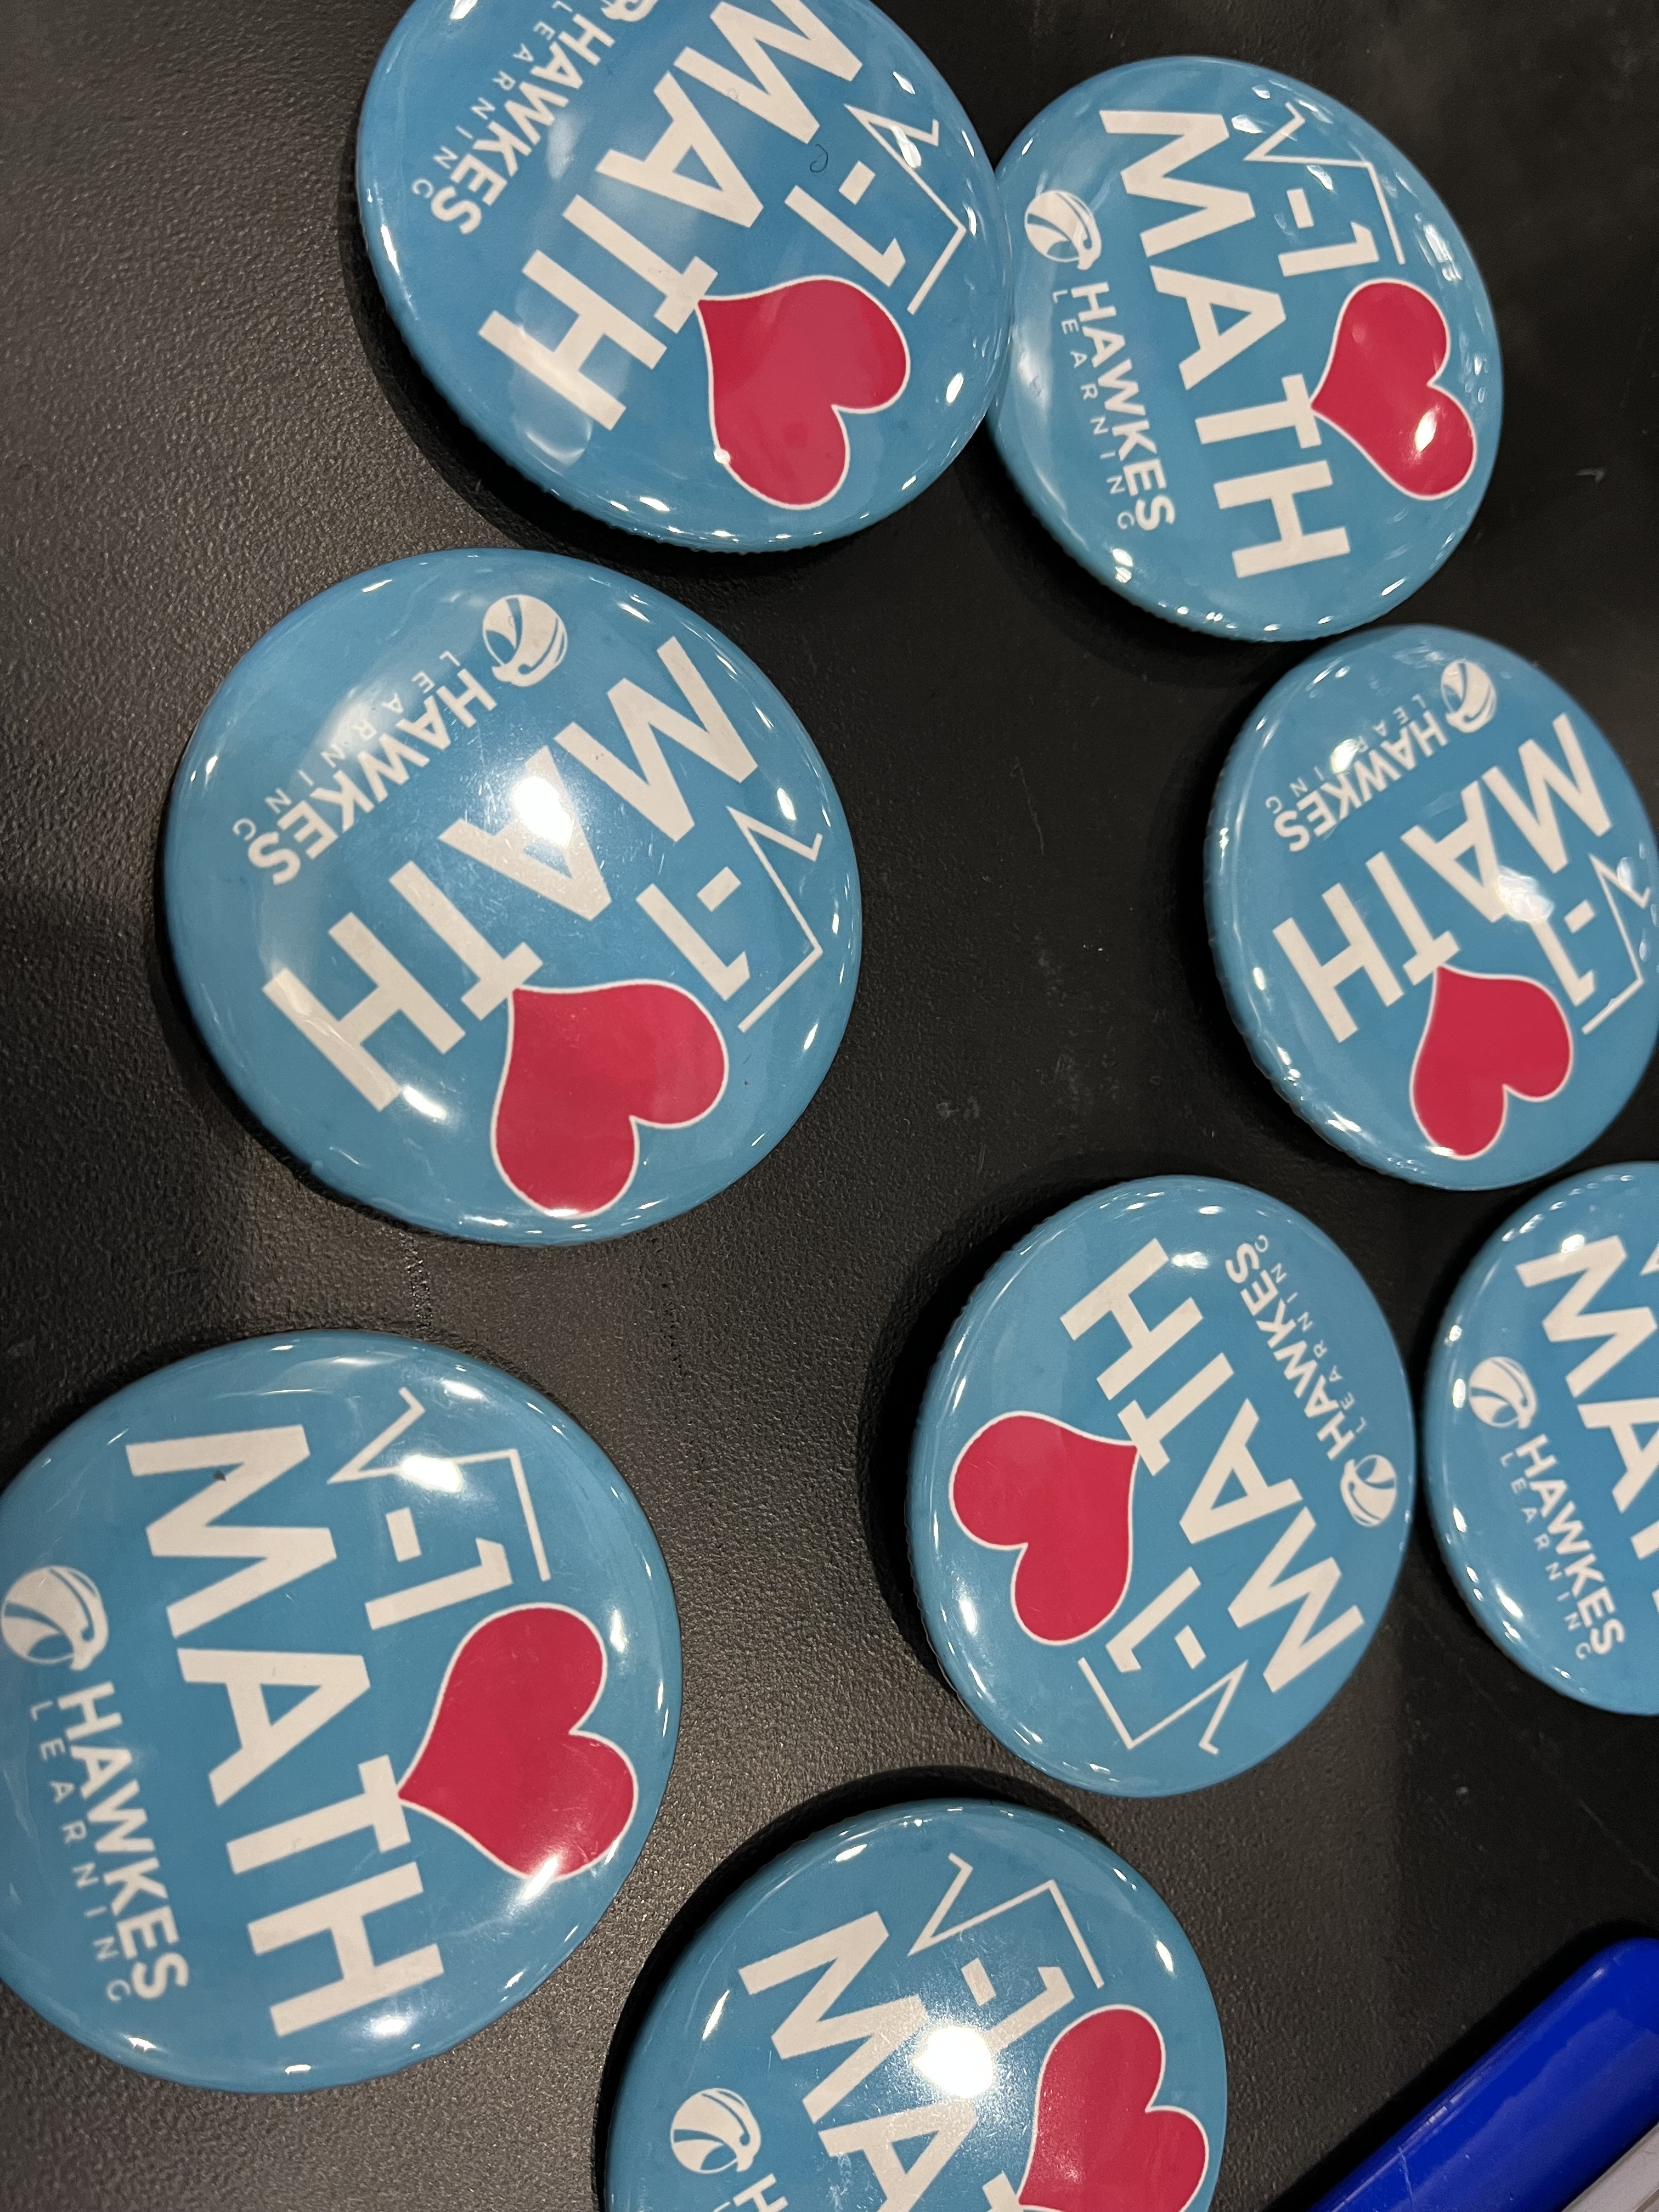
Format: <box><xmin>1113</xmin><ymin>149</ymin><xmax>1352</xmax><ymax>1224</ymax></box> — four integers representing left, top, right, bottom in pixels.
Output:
<box><xmin>1310</xmin><ymin>1939</ymin><xmax>1659</xmax><ymax>2212</ymax></box>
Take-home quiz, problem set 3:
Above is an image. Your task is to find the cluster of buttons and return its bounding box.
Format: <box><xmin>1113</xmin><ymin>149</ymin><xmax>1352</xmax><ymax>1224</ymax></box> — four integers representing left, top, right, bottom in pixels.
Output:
<box><xmin>2</xmin><ymin>16</ymin><xmax>1654</xmax><ymax>2211</ymax></box>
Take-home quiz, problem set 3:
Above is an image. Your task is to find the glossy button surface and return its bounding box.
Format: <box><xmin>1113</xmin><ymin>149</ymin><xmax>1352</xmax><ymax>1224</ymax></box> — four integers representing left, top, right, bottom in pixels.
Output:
<box><xmin>166</xmin><ymin>550</ymin><xmax>860</xmax><ymax>1242</ymax></box>
<box><xmin>908</xmin><ymin>1178</ymin><xmax>1414</xmax><ymax>1796</ymax></box>
<box><xmin>0</xmin><ymin>1333</ymin><xmax>679</xmax><ymax>2089</ymax></box>
<box><xmin>990</xmin><ymin>58</ymin><xmax>1500</xmax><ymax>638</ymax></box>
<box><xmin>605</xmin><ymin>1797</ymin><xmax>1225</xmax><ymax>2212</ymax></box>
<box><xmin>357</xmin><ymin>0</ymin><xmax>1011</xmax><ymax>550</ymax></box>
<box><xmin>1425</xmin><ymin>1165</ymin><xmax>1659</xmax><ymax>1712</ymax></box>
<box><xmin>1207</xmin><ymin>627</ymin><xmax>1658</xmax><ymax>1188</ymax></box>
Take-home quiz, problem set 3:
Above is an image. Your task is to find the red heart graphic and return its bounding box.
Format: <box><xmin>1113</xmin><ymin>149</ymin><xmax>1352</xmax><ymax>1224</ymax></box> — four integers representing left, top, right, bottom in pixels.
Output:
<box><xmin>950</xmin><ymin>1414</ymin><xmax>1138</xmax><ymax>1644</ymax></box>
<box><xmin>1409</xmin><ymin>963</ymin><xmax>1572</xmax><ymax>1158</ymax></box>
<box><xmin>697</xmin><ymin>278</ymin><xmax>909</xmax><ymax>509</ymax></box>
<box><xmin>1019</xmin><ymin>2007</ymin><xmax>1209</xmax><ymax>2212</ymax></box>
<box><xmin>1013</xmin><ymin>2008</ymin><xmax>1212</xmax><ymax>2212</ymax></box>
<box><xmin>398</xmin><ymin>1605</ymin><xmax>637</xmax><ymax>1881</ymax></box>
<box><xmin>491</xmin><ymin>981</ymin><xmax>726</xmax><ymax>1218</ymax></box>
<box><xmin>1311</xmin><ymin>280</ymin><xmax>1477</xmax><ymax>499</ymax></box>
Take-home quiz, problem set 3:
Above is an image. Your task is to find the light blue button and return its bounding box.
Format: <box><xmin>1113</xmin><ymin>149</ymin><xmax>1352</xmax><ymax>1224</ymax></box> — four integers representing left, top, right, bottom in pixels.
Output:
<box><xmin>165</xmin><ymin>550</ymin><xmax>860</xmax><ymax>1242</ymax></box>
<box><xmin>606</xmin><ymin>1797</ymin><xmax>1226</xmax><ymax>2212</ymax></box>
<box><xmin>991</xmin><ymin>58</ymin><xmax>1500</xmax><ymax>637</ymax></box>
<box><xmin>357</xmin><ymin>0</ymin><xmax>1011</xmax><ymax>550</ymax></box>
<box><xmin>1425</xmin><ymin>1164</ymin><xmax>1659</xmax><ymax>1712</ymax></box>
<box><xmin>1207</xmin><ymin>626</ymin><xmax>1658</xmax><ymax>1188</ymax></box>
<box><xmin>0</xmin><ymin>1333</ymin><xmax>680</xmax><ymax>2089</ymax></box>
<box><xmin>908</xmin><ymin>1178</ymin><xmax>1415</xmax><ymax>1796</ymax></box>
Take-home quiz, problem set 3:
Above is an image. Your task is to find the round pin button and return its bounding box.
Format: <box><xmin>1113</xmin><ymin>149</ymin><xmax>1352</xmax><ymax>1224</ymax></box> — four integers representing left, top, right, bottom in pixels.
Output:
<box><xmin>605</xmin><ymin>1797</ymin><xmax>1225</xmax><ymax>2212</ymax></box>
<box><xmin>990</xmin><ymin>58</ymin><xmax>1500</xmax><ymax>639</ymax></box>
<box><xmin>1425</xmin><ymin>1164</ymin><xmax>1659</xmax><ymax>1712</ymax></box>
<box><xmin>0</xmin><ymin>1333</ymin><xmax>679</xmax><ymax>2090</ymax></box>
<box><xmin>357</xmin><ymin>0</ymin><xmax>1011</xmax><ymax>550</ymax></box>
<box><xmin>908</xmin><ymin>1177</ymin><xmax>1414</xmax><ymax>1796</ymax></box>
<box><xmin>1207</xmin><ymin>627</ymin><xmax>1658</xmax><ymax>1188</ymax></box>
<box><xmin>165</xmin><ymin>550</ymin><xmax>860</xmax><ymax>1242</ymax></box>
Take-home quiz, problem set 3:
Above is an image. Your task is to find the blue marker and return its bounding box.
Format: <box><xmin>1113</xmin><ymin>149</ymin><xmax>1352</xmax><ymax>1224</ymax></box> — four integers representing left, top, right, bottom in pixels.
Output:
<box><xmin>1309</xmin><ymin>1939</ymin><xmax>1659</xmax><ymax>2212</ymax></box>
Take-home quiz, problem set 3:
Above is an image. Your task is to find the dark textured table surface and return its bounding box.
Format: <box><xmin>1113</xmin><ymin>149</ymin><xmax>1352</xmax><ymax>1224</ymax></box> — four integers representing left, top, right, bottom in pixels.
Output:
<box><xmin>3</xmin><ymin>1</ymin><xmax>1657</xmax><ymax>2205</ymax></box>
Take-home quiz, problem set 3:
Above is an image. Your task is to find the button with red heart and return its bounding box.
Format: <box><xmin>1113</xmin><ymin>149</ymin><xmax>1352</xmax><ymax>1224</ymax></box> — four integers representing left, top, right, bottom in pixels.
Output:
<box><xmin>1426</xmin><ymin>1164</ymin><xmax>1659</xmax><ymax>1714</ymax></box>
<box><xmin>167</xmin><ymin>549</ymin><xmax>861</xmax><ymax>1242</ymax></box>
<box><xmin>991</xmin><ymin>56</ymin><xmax>1501</xmax><ymax>639</ymax></box>
<box><xmin>1207</xmin><ymin>625</ymin><xmax>1658</xmax><ymax>1188</ymax></box>
<box><xmin>356</xmin><ymin>0</ymin><xmax>1012</xmax><ymax>550</ymax></box>
<box><xmin>909</xmin><ymin>1177</ymin><xmax>1415</xmax><ymax>1797</ymax></box>
<box><xmin>604</xmin><ymin>1799</ymin><xmax>1227</xmax><ymax>2212</ymax></box>
<box><xmin>0</xmin><ymin>1332</ymin><xmax>681</xmax><ymax>2091</ymax></box>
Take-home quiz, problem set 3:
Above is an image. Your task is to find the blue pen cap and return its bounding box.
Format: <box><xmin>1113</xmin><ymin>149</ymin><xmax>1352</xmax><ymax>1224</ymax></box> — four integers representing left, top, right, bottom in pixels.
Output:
<box><xmin>1309</xmin><ymin>1939</ymin><xmax>1659</xmax><ymax>2212</ymax></box>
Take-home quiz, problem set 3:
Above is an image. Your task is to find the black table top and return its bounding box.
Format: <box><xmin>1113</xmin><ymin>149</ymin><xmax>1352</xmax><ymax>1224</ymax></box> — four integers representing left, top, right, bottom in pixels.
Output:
<box><xmin>3</xmin><ymin>1</ymin><xmax>1657</xmax><ymax>2205</ymax></box>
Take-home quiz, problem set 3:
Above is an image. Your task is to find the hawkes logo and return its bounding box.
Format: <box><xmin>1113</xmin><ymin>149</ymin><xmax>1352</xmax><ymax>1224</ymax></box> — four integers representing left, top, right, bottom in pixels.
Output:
<box><xmin>482</xmin><ymin>593</ymin><xmax>568</xmax><ymax>689</ymax></box>
<box><xmin>1466</xmin><ymin>1355</ymin><xmax>1538</xmax><ymax>1430</ymax></box>
<box><xmin>2</xmin><ymin>1565</ymin><xmax>109</xmax><ymax>1671</ymax></box>
<box><xmin>1339</xmin><ymin>1453</ymin><xmax>1399</xmax><ymax>1528</ymax></box>
<box><xmin>670</xmin><ymin>2087</ymin><xmax>764</xmax><ymax>2176</ymax></box>
<box><xmin>1024</xmin><ymin>189</ymin><xmax>1102</xmax><ymax>270</ymax></box>
<box><xmin>1439</xmin><ymin>656</ymin><xmax>1497</xmax><ymax>732</ymax></box>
